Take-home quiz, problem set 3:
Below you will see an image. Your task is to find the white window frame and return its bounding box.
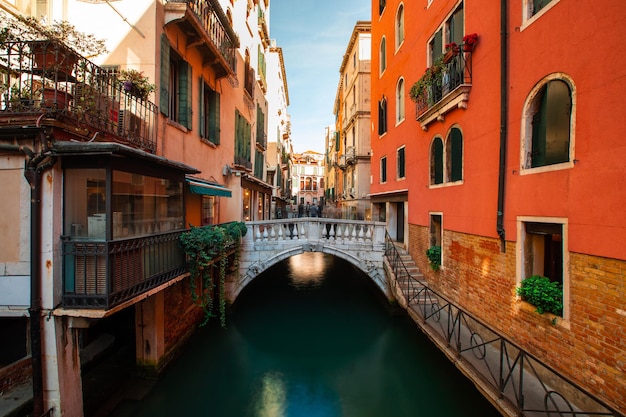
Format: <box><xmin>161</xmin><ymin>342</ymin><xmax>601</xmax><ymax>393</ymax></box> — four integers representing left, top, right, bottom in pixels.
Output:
<box><xmin>396</xmin><ymin>77</ymin><xmax>405</xmax><ymax>125</ymax></box>
<box><xmin>516</xmin><ymin>216</ymin><xmax>570</xmax><ymax>325</ymax></box>
<box><xmin>395</xmin><ymin>3</ymin><xmax>405</xmax><ymax>51</ymax></box>
<box><xmin>520</xmin><ymin>0</ymin><xmax>560</xmax><ymax>31</ymax></box>
<box><xmin>519</xmin><ymin>73</ymin><xmax>576</xmax><ymax>175</ymax></box>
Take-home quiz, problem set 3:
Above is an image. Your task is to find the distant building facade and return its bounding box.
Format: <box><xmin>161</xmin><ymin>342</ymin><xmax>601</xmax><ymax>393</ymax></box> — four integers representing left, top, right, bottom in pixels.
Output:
<box><xmin>333</xmin><ymin>21</ymin><xmax>371</xmax><ymax>220</ymax></box>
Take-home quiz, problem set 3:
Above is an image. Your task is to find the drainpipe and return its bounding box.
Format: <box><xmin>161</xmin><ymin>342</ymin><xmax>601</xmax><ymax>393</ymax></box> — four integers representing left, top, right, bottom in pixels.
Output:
<box><xmin>0</xmin><ymin>141</ymin><xmax>55</xmax><ymax>416</ymax></box>
<box><xmin>496</xmin><ymin>0</ymin><xmax>509</xmax><ymax>252</ymax></box>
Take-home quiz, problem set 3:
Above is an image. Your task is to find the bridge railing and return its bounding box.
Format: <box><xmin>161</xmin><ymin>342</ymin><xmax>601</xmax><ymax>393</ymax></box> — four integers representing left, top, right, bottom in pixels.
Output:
<box><xmin>244</xmin><ymin>218</ymin><xmax>386</xmax><ymax>247</ymax></box>
<box><xmin>383</xmin><ymin>234</ymin><xmax>620</xmax><ymax>417</ymax></box>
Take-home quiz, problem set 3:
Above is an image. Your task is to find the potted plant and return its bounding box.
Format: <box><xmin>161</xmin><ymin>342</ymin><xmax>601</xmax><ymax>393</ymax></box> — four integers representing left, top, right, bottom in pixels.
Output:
<box><xmin>443</xmin><ymin>42</ymin><xmax>459</xmax><ymax>63</ymax></box>
<box><xmin>426</xmin><ymin>245</ymin><xmax>442</xmax><ymax>271</ymax></box>
<box><xmin>462</xmin><ymin>33</ymin><xmax>479</xmax><ymax>52</ymax></box>
<box><xmin>118</xmin><ymin>69</ymin><xmax>156</xmax><ymax>100</ymax></box>
<box><xmin>409</xmin><ymin>55</ymin><xmax>446</xmax><ymax>103</ymax></box>
<box><xmin>517</xmin><ymin>275</ymin><xmax>563</xmax><ymax>316</ymax></box>
<box><xmin>8</xmin><ymin>83</ymin><xmax>34</xmax><ymax>111</ymax></box>
<box><xmin>0</xmin><ymin>10</ymin><xmax>108</xmax><ymax>75</ymax></box>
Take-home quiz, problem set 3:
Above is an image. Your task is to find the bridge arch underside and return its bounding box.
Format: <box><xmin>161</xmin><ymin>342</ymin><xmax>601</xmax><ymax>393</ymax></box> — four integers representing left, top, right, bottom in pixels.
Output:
<box><xmin>233</xmin><ymin>245</ymin><xmax>389</xmax><ymax>302</ymax></box>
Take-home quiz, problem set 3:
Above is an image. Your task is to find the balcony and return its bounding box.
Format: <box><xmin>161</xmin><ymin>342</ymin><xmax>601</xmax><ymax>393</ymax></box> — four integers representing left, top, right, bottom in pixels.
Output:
<box><xmin>345</xmin><ymin>146</ymin><xmax>356</xmax><ymax>165</ymax></box>
<box><xmin>258</xmin><ymin>8</ymin><xmax>270</xmax><ymax>44</ymax></box>
<box><xmin>62</xmin><ymin>231</ymin><xmax>187</xmax><ymax>309</ymax></box>
<box><xmin>164</xmin><ymin>0</ymin><xmax>238</xmax><ymax>79</ymax></box>
<box><xmin>0</xmin><ymin>40</ymin><xmax>157</xmax><ymax>152</ymax></box>
<box><xmin>412</xmin><ymin>49</ymin><xmax>473</xmax><ymax>131</ymax></box>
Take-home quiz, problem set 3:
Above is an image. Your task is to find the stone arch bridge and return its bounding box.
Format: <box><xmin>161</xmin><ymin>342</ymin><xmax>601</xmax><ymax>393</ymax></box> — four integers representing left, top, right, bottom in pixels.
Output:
<box><xmin>229</xmin><ymin>219</ymin><xmax>389</xmax><ymax>301</ymax></box>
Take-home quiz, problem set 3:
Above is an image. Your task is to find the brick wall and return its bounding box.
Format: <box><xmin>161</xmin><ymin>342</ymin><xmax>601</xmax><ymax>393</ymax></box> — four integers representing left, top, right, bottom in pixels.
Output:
<box><xmin>407</xmin><ymin>224</ymin><xmax>626</xmax><ymax>412</ymax></box>
<box><xmin>0</xmin><ymin>356</ymin><xmax>31</xmax><ymax>393</ymax></box>
<box><xmin>164</xmin><ymin>276</ymin><xmax>205</xmax><ymax>355</ymax></box>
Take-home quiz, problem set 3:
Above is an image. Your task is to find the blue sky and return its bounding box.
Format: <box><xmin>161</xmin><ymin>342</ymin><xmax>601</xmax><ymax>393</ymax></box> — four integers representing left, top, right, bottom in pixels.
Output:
<box><xmin>270</xmin><ymin>1</ymin><xmax>370</xmax><ymax>154</ymax></box>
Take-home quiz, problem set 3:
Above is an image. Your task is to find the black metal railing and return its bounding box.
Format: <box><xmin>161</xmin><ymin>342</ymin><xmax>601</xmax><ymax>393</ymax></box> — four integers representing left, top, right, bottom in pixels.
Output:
<box><xmin>415</xmin><ymin>49</ymin><xmax>473</xmax><ymax>117</ymax></box>
<box><xmin>383</xmin><ymin>233</ymin><xmax>620</xmax><ymax>417</ymax></box>
<box><xmin>171</xmin><ymin>0</ymin><xmax>237</xmax><ymax>73</ymax></box>
<box><xmin>234</xmin><ymin>155</ymin><xmax>252</xmax><ymax>170</ymax></box>
<box><xmin>0</xmin><ymin>40</ymin><xmax>157</xmax><ymax>153</ymax></box>
<box><xmin>62</xmin><ymin>231</ymin><xmax>186</xmax><ymax>309</ymax></box>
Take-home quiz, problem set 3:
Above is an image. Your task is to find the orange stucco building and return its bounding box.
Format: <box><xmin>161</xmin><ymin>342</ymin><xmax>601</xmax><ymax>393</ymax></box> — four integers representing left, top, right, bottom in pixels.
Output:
<box><xmin>371</xmin><ymin>0</ymin><xmax>626</xmax><ymax>413</ymax></box>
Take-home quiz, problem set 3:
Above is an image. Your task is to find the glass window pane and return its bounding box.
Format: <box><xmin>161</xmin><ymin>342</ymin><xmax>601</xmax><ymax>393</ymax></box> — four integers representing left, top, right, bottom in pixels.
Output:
<box><xmin>64</xmin><ymin>169</ymin><xmax>106</xmax><ymax>239</ymax></box>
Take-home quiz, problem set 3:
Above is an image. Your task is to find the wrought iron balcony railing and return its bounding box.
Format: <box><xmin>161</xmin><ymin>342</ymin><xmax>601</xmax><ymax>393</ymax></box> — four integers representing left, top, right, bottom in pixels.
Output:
<box><xmin>62</xmin><ymin>231</ymin><xmax>187</xmax><ymax>309</ymax></box>
<box><xmin>165</xmin><ymin>0</ymin><xmax>238</xmax><ymax>77</ymax></box>
<box><xmin>0</xmin><ymin>40</ymin><xmax>157</xmax><ymax>153</ymax></box>
<box><xmin>413</xmin><ymin>49</ymin><xmax>473</xmax><ymax>128</ymax></box>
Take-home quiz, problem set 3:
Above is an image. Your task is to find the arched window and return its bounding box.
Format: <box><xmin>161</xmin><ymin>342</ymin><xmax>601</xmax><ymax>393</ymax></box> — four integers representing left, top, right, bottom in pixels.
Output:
<box><xmin>378</xmin><ymin>97</ymin><xmax>387</xmax><ymax>135</ymax></box>
<box><xmin>522</xmin><ymin>76</ymin><xmax>574</xmax><ymax>170</ymax></box>
<box><xmin>380</xmin><ymin>36</ymin><xmax>387</xmax><ymax>74</ymax></box>
<box><xmin>431</xmin><ymin>137</ymin><xmax>444</xmax><ymax>185</ymax></box>
<box><xmin>396</xmin><ymin>78</ymin><xmax>405</xmax><ymax>123</ymax></box>
<box><xmin>446</xmin><ymin>127</ymin><xmax>463</xmax><ymax>182</ymax></box>
<box><xmin>395</xmin><ymin>4</ymin><xmax>405</xmax><ymax>50</ymax></box>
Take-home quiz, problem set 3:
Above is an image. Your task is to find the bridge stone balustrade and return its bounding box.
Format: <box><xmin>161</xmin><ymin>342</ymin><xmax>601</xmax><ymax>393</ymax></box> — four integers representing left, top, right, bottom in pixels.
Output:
<box><xmin>229</xmin><ymin>218</ymin><xmax>389</xmax><ymax>301</ymax></box>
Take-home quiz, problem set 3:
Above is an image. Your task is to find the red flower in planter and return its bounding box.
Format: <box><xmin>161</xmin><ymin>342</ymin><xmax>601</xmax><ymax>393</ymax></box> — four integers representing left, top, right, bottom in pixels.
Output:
<box><xmin>462</xmin><ymin>33</ymin><xmax>479</xmax><ymax>51</ymax></box>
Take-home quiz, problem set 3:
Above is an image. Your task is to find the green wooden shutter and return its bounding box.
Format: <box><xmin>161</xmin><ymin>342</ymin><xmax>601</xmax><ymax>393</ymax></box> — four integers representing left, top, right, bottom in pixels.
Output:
<box><xmin>160</xmin><ymin>35</ymin><xmax>170</xmax><ymax>117</ymax></box>
<box><xmin>235</xmin><ymin>109</ymin><xmax>241</xmax><ymax>158</ymax></box>
<box><xmin>450</xmin><ymin>128</ymin><xmax>463</xmax><ymax>181</ymax></box>
<box><xmin>397</xmin><ymin>148</ymin><xmax>405</xmax><ymax>178</ymax></box>
<box><xmin>451</xmin><ymin>5</ymin><xmax>464</xmax><ymax>46</ymax></box>
<box><xmin>433</xmin><ymin>138</ymin><xmax>444</xmax><ymax>184</ymax></box>
<box><xmin>531</xmin><ymin>88</ymin><xmax>548</xmax><ymax>167</ymax></box>
<box><xmin>432</xmin><ymin>29</ymin><xmax>443</xmax><ymax>61</ymax></box>
<box><xmin>179</xmin><ymin>63</ymin><xmax>192</xmax><ymax>129</ymax></box>
<box><xmin>209</xmin><ymin>91</ymin><xmax>220</xmax><ymax>145</ymax></box>
<box><xmin>199</xmin><ymin>76</ymin><xmax>205</xmax><ymax>138</ymax></box>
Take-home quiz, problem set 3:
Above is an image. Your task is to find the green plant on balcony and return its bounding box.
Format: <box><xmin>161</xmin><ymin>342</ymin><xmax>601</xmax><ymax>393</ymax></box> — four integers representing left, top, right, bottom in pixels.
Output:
<box><xmin>409</xmin><ymin>55</ymin><xmax>446</xmax><ymax>104</ymax></box>
<box><xmin>118</xmin><ymin>69</ymin><xmax>156</xmax><ymax>100</ymax></box>
<box><xmin>426</xmin><ymin>245</ymin><xmax>442</xmax><ymax>271</ymax></box>
<box><xmin>517</xmin><ymin>275</ymin><xmax>563</xmax><ymax>316</ymax></box>
<box><xmin>179</xmin><ymin>222</ymin><xmax>247</xmax><ymax>327</ymax></box>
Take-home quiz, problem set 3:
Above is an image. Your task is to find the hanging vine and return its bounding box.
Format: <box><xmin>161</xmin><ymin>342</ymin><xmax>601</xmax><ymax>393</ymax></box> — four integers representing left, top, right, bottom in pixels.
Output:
<box><xmin>179</xmin><ymin>222</ymin><xmax>247</xmax><ymax>327</ymax></box>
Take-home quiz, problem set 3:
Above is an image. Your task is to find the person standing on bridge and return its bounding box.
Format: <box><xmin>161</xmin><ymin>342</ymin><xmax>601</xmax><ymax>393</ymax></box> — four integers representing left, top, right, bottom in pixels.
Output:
<box><xmin>310</xmin><ymin>203</ymin><xmax>318</xmax><ymax>217</ymax></box>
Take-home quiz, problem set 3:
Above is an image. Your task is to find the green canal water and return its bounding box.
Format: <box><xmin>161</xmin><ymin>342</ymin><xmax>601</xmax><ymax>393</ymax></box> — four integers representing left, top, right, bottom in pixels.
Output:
<box><xmin>110</xmin><ymin>252</ymin><xmax>501</xmax><ymax>417</ymax></box>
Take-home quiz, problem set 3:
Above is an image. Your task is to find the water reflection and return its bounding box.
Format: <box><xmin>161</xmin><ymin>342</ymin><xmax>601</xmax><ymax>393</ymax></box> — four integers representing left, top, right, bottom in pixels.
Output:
<box><xmin>109</xmin><ymin>253</ymin><xmax>500</xmax><ymax>417</ymax></box>
<box><xmin>287</xmin><ymin>253</ymin><xmax>326</xmax><ymax>287</ymax></box>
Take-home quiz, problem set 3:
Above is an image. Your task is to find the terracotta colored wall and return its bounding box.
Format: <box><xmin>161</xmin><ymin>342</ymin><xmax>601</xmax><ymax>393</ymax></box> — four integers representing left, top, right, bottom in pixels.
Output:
<box><xmin>505</xmin><ymin>0</ymin><xmax>626</xmax><ymax>260</ymax></box>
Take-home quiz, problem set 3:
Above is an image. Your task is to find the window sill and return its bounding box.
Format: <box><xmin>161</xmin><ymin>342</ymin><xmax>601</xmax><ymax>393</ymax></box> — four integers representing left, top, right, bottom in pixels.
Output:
<box><xmin>166</xmin><ymin>119</ymin><xmax>188</xmax><ymax>133</ymax></box>
<box><xmin>519</xmin><ymin>160</ymin><xmax>574</xmax><ymax>175</ymax></box>
<box><xmin>517</xmin><ymin>299</ymin><xmax>570</xmax><ymax>330</ymax></box>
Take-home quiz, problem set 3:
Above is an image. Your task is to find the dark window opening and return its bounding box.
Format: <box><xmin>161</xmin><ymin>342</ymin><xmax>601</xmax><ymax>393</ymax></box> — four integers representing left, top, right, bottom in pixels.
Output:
<box><xmin>530</xmin><ymin>80</ymin><xmax>571</xmax><ymax>168</ymax></box>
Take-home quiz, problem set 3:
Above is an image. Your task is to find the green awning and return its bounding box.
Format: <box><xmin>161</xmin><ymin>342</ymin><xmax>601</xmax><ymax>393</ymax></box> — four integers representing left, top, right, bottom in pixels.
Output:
<box><xmin>186</xmin><ymin>179</ymin><xmax>232</xmax><ymax>197</ymax></box>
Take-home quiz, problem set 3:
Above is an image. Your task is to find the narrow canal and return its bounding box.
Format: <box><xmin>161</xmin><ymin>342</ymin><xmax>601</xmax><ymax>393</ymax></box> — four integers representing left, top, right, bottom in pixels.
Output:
<box><xmin>109</xmin><ymin>252</ymin><xmax>501</xmax><ymax>417</ymax></box>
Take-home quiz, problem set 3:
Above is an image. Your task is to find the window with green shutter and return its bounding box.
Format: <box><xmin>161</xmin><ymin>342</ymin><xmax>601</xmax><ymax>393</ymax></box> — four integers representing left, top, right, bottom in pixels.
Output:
<box><xmin>431</xmin><ymin>137</ymin><xmax>444</xmax><ymax>185</ymax></box>
<box><xmin>447</xmin><ymin>128</ymin><xmax>463</xmax><ymax>182</ymax></box>
<box><xmin>397</xmin><ymin>146</ymin><xmax>406</xmax><ymax>179</ymax></box>
<box><xmin>160</xmin><ymin>34</ymin><xmax>191</xmax><ymax>129</ymax></box>
<box><xmin>381</xmin><ymin>156</ymin><xmax>387</xmax><ymax>183</ymax></box>
<box><xmin>199</xmin><ymin>77</ymin><xmax>220</xmax><ymax>145</ymax></box>
<box><xmin>530</xmin><ymin>80</ymin><xmax>571</xmax><ymax>168</ymax></box>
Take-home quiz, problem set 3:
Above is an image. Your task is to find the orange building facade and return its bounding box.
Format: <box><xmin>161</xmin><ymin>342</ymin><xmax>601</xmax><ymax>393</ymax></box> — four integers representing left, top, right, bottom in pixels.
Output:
<box><xmin>371</xmin><ymin>0</ymin><xmax>625</xmax><ymax>413</ymax></box>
